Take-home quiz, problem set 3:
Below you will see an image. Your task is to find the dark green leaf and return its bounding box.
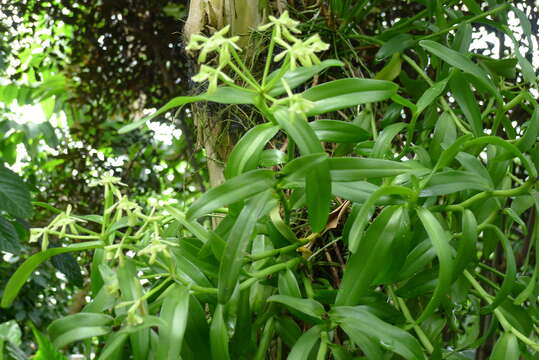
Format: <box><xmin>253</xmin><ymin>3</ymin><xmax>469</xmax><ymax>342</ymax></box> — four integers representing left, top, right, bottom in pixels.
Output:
<box><xmin>309</xmin><ymin>119</ymin><xmax>370</xmax><ymax>143</ymax></box>
<box><xmin>268</xmin><ymin>295</ymin><xmax>325</xmax><ymax>319</ymax></box>
<box><xmin>0</xmin><ymin>166</ymin><xmax>32</xmax><ymax>219</ymax></box>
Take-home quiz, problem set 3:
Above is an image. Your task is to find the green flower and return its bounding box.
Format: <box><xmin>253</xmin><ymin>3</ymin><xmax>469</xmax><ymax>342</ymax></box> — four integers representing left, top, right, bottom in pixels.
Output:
<box><xmin>89</xmin><ymin>175</ymin><xmax>126</xmax><ymax>188</ymax></box>
<box><xmin>274</xmin><ymin>34</ymin><xmax>329</xmax><ymax>69</ymax></box>
<box><xmin>258</xmin><ymin>11</ymin><xmax>301</xmax><ymax>42</ymax></box>
<box><xmin>192</xmin><ymin>65</ymin><xmax>233</xmax><ymax>93</ymax></box>
<box><xmin>272</xmin><ymin>79</ymin><xmax>315</xmax><ymax>116</ymax></box>
<box><xmin>186</xmin><ymin>25</ymin><xmax>240</xmax><ymax>65</ymax></box>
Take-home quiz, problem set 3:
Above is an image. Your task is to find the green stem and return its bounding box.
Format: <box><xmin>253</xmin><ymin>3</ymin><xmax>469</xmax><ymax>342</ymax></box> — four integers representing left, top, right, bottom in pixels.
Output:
<box><xmin>262</xmin><ymin>27</ymin><xmax>277</xmax><ymax>86</ymax></box>
<box><xmin>230</xmin><ymin>49</ymin><xmax>261</xmax><ymax>90</ymax></box>
<box><xmin>240</xmin><ymin>257</ymin><xmax>303</xmax><ymax>290</ymax></box>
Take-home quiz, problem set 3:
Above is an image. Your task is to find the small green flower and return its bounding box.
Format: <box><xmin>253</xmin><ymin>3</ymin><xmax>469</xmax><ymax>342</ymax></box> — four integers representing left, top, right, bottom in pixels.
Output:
<box><xmin>258</xmin><ymin>11</ymin><xmax>301</xmax><ymax>42</ymax></box>
<box><xmin>127</xmin><ymin>303</ymin><xmax>144</xmax><ymax>326</ymax></box>
<box><xmin>89</xmin><ymin>175</ymin><xmax>126</xmax><ymax>188</ymax></box>
<box><xmin>192</xmin><ymin>65</ymin><xmax>233</xmax><ymax>93</ymax></box>
<box><xmin>272</xmin><ymin>79</ymin><xmax>315</xmax><ymax>116</ymax></box>
<box><xmin>186</xmin><ymin>25</ymin><xmax>240</xmax><ymax>65</ymax></box>
<box><xmin>274</xmin><ymin>34</ymin><xmax>329</xmax><ymax>69</ymax></box>
<box><xmin>138</xmin><ymin>234</ymin><xmax>171</xmax><ymax>264</ymax></box>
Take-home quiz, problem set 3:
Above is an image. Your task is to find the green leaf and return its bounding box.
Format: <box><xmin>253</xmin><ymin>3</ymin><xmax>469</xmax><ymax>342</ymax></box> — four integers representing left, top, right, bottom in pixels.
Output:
<box><xmin>268</xmin><ymin>295</ymin><xmax>325</xmax><ymax>319</ymax></box>
<box><xmin>331</xmin><ymin>306</ymin><xmax>424</xmax><ymax>360</ymax></box>
<box><xmin>517</xmin><ymin>104</ymin><xmax>539</xmax><ymax>153</ymax></box>
<box><xmin>375</xmin><ymin>34</ymin><xmax>416</xmax><ymax>60</ymax></box>
<box><xmin>481</xmin><ymin>58</ymin><xmax>517</xmax><ymax>79</ymax></box>
<box><xmin>280</xmin><ymin>153</ymin><xmax>328</xmax><ymax>185</ymax></box>
<box><xmin>375</xmin><ymin>53</ymin><xmax>402</xmax><ymax>81</ymax></box>
<box><xmin>187</xmin><ymin>169</ymin><xmax>276</xmax><ymax>219</ymax></box>
<box><xmin>0</xmin><ymin>320</ymin><xmax>21</xmax><ymax>346</ymax></box>
<box><xmin>489</xmin><ymin>333</ymin><xmax>519</xmax><ymax>360</ymax></box>
<box><xmin>449</xmin><ymin>71</ymin><xmax>483</xmax><ymax>136</ymax></box>
<box><xmin>224</xmin><ymin>122</ymin><xmax>279</xmax><ymax>179</ymax></box>
<box><xmin>287</xmin><ymin>325</ymin><xmax>321</xmax><ymax>360</ymax></box>
<box><xmin>420</xmin><ymin>170</ymin><xmax>491</xmax><ymax>197</ymax></box>
<box><xmin>331</xmin><ymin>181</ymin><xmax>379</xmax><ymax>204</ymax></box>
<box><xmin>118</xmin><ymin>87</ymin><xmax>257</xmax><ymax>133</ymax></box>
<box><xmin>30</xmin><ymin>324</ymin><xmax>67</xmax><ymax>360</ymax></box>
<box><xmin>48</xmin><ymin>313</ymin><xmax>113</xmax><ymax>341</ymax></box>
<box><xmin>210</xmin><ymin>304</ymin><xmax>230</xmax><ymax>360</ymax></box>
<box><xmin>52</xmin><ymin>326</ymin><xmax>111</xmax><ymax>349</ymax></box>
<box><xmin>218</xmin><ymin>190</ymin><xmax>275</xmax><ymax>303</ymax></box>
<box><xmin>336</xmin><ymin>206</ymin><xmax>408</xmax><ymax>305</ymax></box>
<box><xmin>419</xmin><ymin>40</ymin><xmax>497</xmax><ymax>96</ymax></box>
<box><xmin>259</xmin><ymin>149</ymin><xmax>286</xmax><ymax>167</ymax></box>
<box><xmin>453</xmin><ymin>210</ymin><xmax>477</xmax><ymax>279</ymax></box>
<box><xmin>416</xmin><ymin>76</ymin><xmax>450</xmax><ymax>115</ymax></box>
<box><xmin>273</xmin><ymin>108</ymin><xmax>324</xmax><ymax>155</ymax></box>
<box><xmin>303</xmin><ymin>79</ymin><xmax>398</xmax><ymax>116</ymax></box>
<box><xmin>278</xmin><ymin>269</ymin><xmax>302</xmax><ymax>298</ymax></box>
<box><xmin>306</xmin><ymin>158</ymin><xmax>331</xmax><ymax>232</ymax></box>
<box><xmin>267</xmin><ymin>60</ymin><xmax>344</xmax><ymax>96</ymax></box>
<box><xmin>0</xmin><ymin>166</ymin><xmax>32</xmax><ymax>219</ymax></box>
<box><xmin>309</xmin><ymin>119</ymin><xmax>370</xmax><ymax>143</ymax></box>
<box><xmin>156</xmin><ymin>285</ymin><xmax>190</xmax><ymax>360</ymax></box>
<box><xmin>329</xmin><ymin>157</ymin><xmax>418</xmax><ymax>181</ymax></box>
<box><xmin>372</xmin><ymin>122</ymin><xmax>407</xmax><ymax>158</ymax></box>
<box><xmin>1</xmin><ymin>241</ymin><xmax>103</xmax><ymax>308</ymax></box>
<box><xmin>416</xmin><ymin>208</ymin><xmax>454</xmax><ymax>323</ymax></box>
<box><xmin>0</xmin><ymin>216</ymin><xmax>20</xmax><ymax>253</ymax></box>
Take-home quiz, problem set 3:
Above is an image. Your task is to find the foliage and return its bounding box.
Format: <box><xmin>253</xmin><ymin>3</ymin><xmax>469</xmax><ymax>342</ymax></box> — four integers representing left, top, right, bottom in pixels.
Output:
<box><xmin>3</xmin><ymin>4</ymin><xmax>539</xmax><ymax>358</ymax></box>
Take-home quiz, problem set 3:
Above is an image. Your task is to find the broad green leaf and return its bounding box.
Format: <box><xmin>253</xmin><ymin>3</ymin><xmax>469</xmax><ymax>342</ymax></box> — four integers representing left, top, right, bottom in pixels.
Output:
<box><xmin>118</xmin><ymin>259</ymin><xmax>149</xmax><ymax>360</ymax></box>
<box><xmin>273</xmin><ymin>108</ymin><xmax>324</xmax><ymax>155</ymax></box>
<box><xmin>449</xmin><ymin>71</ymin><xmax>483</xmax><ymax>136</ymax></box>
<box><xmin>481</xmin><ymin>58</ymin><xmax>517</xmax><ymax>79</ymax></box>
<box><xmin>287</xmin><ymin>325</ymin><xmax>321</xmax><ymax>360</ymax></box>
<box><xmin>0</xmin><ymin>166</ymin><xmax>32</xmax><ymax>219</ymax></box>
<box><xmin>372</xmin><ymin>122</ymin><xmax>407</xmax><ymax>158</ymax></box>
<box><xmin>336</xmin><ymin>206</ymin><xmax>407</xmax><ymax>305</ymax></box>
<box><xmin>453</xmin><ymin>210</ymin><xmax>477</xmax><ymax>279</ymax></box>
<box><xmin>267</xmin><ymin>60</ymin><xmax>344</xmax><ymax>96</ymax></box>
<box><xmin>52</xmin><ymin>326</ymin><xmax>111</xmax><ymax>349</ymax></box>
<box><xmin>517</xmin><ymin>104</ymin><xmax>539</xmax><ymax>153</ymax></box>
<box><xmin>331</xmin><ymin>181</ymin><xmax>379</xmax><ymax>204</ymax></box>
<box><xmin>331</xmin><ymin>306</ymin><xmax>424</xmax><ymax>360</ymax></box>
<box><xmin>399</xmin><ymin>239</ymin><xmax>436</xmax><ymax>280</ymax></box>
<box><xmin>48</xmin><ymin>313</ymin><xmax>113</xmax><ymax>341</ymax></box>
<box><xmin>280</xmin><ymin>153</ymin><xmax>328</xmax><ymax>185</ymax></box>
<box><xmin>303</xmin><ymin>79</ymin><xmax>398</xmax><ymax>116</ymax></box>
<box><xmin>210</xmin><ymin>304</ymin><xmax>230</xmax><ymax>360</ymax></box>
<box><xmin>309</xmin><ymin>119</ymin><xmax>370</xmax><ymax>143</ymax></box>
<box><xmin>259</xmin><ymin>149</ymin><xmax>286</xmax><ymax>167</ymax></box>
<box><xmin>419</xmin><ymin>40</ymin><xmax>497</xmax><ymax>95</ymax></box>
<box><xmin>305</xmin><ymin>158</ymin><xmax>331</xmax><ymax>232</ymax></box>
<box><xmin>1</xmin><ymin>241</ymin><xmax>103</xmax><ymax>308</ymax></box>
<box><xmin>156</xmin><ymin>285</ymin><xmax>189</xmax><ymax>360</ymax></box>
<box><xmin>224</xmin><ymin>122</ymin><xmax>279</xmax><ymax>179</ymax></box>
<box><xmin>375</xmin><ymin>34</ymin><xmax>416</xmax><ymax>60</ymax></box>
<box><xmin>218</xmin><ymin>190</ymin><xmax>275</xmax><ymax>303</ymax></box>
<box><xmin>269</xmin><ymin>206</ymin><xmax>297</xmax><ymax>243</ymax></box>
<box><xmin>420</xmin><ymin>170</ymin><xmax>491</xmax><ymax>197</ymax></box>
<box><xmin>187</xmin><ymin>169</ymin><xmax>275</xmax><ymax>219</ymax></box>
<box><xmin>329</xmin><ymin>157</ymin><xmax>418</xmax><ymax>181</ymax></box>
<box><xmin>30</xmin><ymin>324</ymin><xmax>67</xmax><ymax>360</ymax></box>
<box><xmin>416</xmin><ymin>208</ymin><xmax>454</xmax><ymax>323</ymax></box>
<box><xmin>119</xmin><ymin>87</ymin><xmax>257</xmax><ymax>133</ymax></box>
<box><xmin>416</xmin><ymin>76</ymin><xmax>449</xmax><ymax>114</ymax></box>
<box><xmin>489</xmin><ymin>333</ymin><xmax>519</xmax><ymax>360</ymax></box>
<box><xmin>375</xmin><ymin>53</ymin><xmax>402</xmax><ymax>81</ymax></box>
<box><xmin>268</xmin><ymin>295</ymin><xmax>325</xmax><ymax>319</ymax></box>
<box><xmin>278</xmin><ymin>269</ymin><xmax>302</xmax><ymax>298</ymax></box>
<box><xmin>462</xmin><ymin>0</ymin><xmax>481</xmax><ymax>14</ymax></box>
<box><xmin>481</xmin><ymin>226</ymin><xmax>516</xmax><ymax>313</ymax></box>
<box><xmin>276</xmin><ymin>316</ymin><xmax>302</xmax><ymax>349</ymax></box>
<box><xmin>0</xmin><ymin>216</ymin><xmax>20</xmax><ymax>253</ymax></box>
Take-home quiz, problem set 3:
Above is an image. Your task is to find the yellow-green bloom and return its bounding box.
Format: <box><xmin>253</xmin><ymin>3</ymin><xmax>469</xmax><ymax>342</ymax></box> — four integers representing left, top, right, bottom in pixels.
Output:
<box><xmin>192</xmin><ymin>65</ymin><xmax>233</xmax><ymax>93</ymax></box>
<box><xmin>186</xmin><ymin>25</ymin><xmax>240</xmax><ymax>65</ymax></box>
<box><xmin>258</xmin><ymin>11</ymin><xmax>301</xmax><ymax>42</ymax></box>
<box><xmin>274</xmin><ymin>34</ymin><xmax>329</xmax><ymax>69</ymax></box>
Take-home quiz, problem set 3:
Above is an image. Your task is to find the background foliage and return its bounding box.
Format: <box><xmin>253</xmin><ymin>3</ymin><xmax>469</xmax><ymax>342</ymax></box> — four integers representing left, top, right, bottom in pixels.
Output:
<box><xmin>1</xmin><ymin>0</ymin><xmax>539</xmax><ymax>359</ymax></box>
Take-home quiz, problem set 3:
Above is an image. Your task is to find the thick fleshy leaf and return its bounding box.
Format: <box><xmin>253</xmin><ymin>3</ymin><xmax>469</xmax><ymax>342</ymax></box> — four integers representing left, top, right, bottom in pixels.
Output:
<box><xmin>419</xmin><ymin>40</ymin><xmax>497</xmax><ymax>95</ymax></box>
<box><xmin>449</xmin><ymin>71</ymin><xmax>483</xmax><ymax>136</ymax></box>
<box><xmin>1</xmin><ymin>241</ymin><xmax>103</xmax><ymax>308</ymax></box>
<box><xmin>416</xmin><ymin>208</ymin><xmax>454</xmax><ymax>323</ymax></box>
<box><xmin>303</xmin><ymin>79</ymin><xmax>398</xmax><ymax>116</ymax></box>
<box><xmin>375</xmin><ymin>34</ymin><xmax>416</xmax><ymax>60</ymax></box>
<box><xmin>331</xmin><ymin>306</ymin><xmax>425</xmax><ymax>360</ymax></box>
<box><xmin>336</xmin><ymin>206</ymin><xmax>407</xmax><ymax>305</ymax></box>
<box><xmin>0</xmin><ymin>166</ymin><xmax>32</xmax><ymax>219</ymax></box>
<box><xmin>119</xmin><ymin>87</ymin><xmax>257</xmax><ymax>133</ymax></box>
<box><xmin>416</xmin><ymin>76</ymin><xmax>450</xmax><ymax>115</ymax></box>
<box><xmin>268</xmin><ymin>295</ymin><xmax>325</xmax><ymax>319</ymax></box>
<box><xmin>273</xmin><ymin>108</ymin><xmax>324</xmax><ymax>155</ymax></box>
<box><xmin>420</xmin><ymin>170</ymin><xmax>491</xmax><ymax>197</ymax></box>
<box><xmin>331</xmin><ymin>181</ymin><xmax>379</xmax><ymax>204</ymax></box>
<box><xmin>156</xmin><ymin>285</ymin><xmax>189</xmax><ymax>360</ymax></box>
<box><xmin>187</xmin><ymin>169</ymin><xmax>276</xmax><ymax>219</ymax></box>
<box><xmin>453</xmin><ymin>210</ymin><xmax>477</xmax><ymax>279</ymax></box>
<box><xmin>372</xmin><ymin>122</ymin><xmax>407</xmax><ymax>158</ymax></box>
<box><xmin>517</xmin><ymin>104</ymin><xmax>539</xmax><ymax>153</ymax></box>
<box><xmin>287</xmin><ymin>325</ymin><xmax>321</xmax><ymax>360</ymax></box>
<box><xmin>210</xmin><ymin>304</ymin><xmax>230</xmax><ymax>360</ymax></box>
<box><xmin>305</xmin><ymin>158</ymin><xmax>331</xmax><ymax>232</ymax></box>
<box><xmin>329</xmin><ymin>157</ymin><xmax>418</xmax><ymax>181</ymax></box>
<box><xmin>218</xmin><ymin>190</ymin><xmax>275</xmax><ymax>303</ymax></box>
<box><xmin>224</xmin><ymin>122</ymin><xmax>279</xmax><ymax>179</ymax></box>
<box><xmin>489</xmin><ymin>333</ymin><xmax>520</xmax><ymax>360</ymax></box>
<box><xmin>48</xmin><ymin>313</ymin><xmax>113</xmax><ymax>341</ymax></box>
<box><xmin>309</xmin><ymin>119</ymin><xmax>370</xmax><ymax>143</ymax></box>
<box><xmin>278</xmin><ymin>269</ymin><xmax>302</xmax><ymax>298</ymax></box>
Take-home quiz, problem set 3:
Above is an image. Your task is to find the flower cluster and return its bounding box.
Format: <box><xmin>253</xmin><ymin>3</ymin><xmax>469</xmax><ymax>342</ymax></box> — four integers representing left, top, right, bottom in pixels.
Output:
<box><xmin>29</xmin><ymin>205</ymin><xmax>86</xmax><ymax>251</ymax></box>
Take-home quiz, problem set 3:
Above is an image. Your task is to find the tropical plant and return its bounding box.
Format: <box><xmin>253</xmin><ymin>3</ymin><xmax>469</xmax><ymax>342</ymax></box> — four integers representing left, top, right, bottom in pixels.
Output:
<box><xmin>2</xmin><ymin>3</ymin><xmax>539</xmax><ymax>360</ymax></box>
